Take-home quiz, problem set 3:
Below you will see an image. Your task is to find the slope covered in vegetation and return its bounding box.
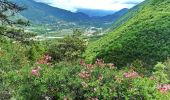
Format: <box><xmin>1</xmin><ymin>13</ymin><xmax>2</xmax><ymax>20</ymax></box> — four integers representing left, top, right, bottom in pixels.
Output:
<box><xmin>109</xmin><ymin>1</ymin><xmax>148</xmax><ymax>31</ymax></box>
<box><xmin>85</xmin><ymin>0</ymin><xmax>170</xmax><ymax>67</ymax></box>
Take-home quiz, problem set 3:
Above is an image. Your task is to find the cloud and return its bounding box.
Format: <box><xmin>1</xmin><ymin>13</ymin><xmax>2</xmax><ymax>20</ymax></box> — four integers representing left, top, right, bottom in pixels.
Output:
<box><xmin>34</xmin><ymin>0</ymin><xmax>144</xmax><ymax>12</ymax></box>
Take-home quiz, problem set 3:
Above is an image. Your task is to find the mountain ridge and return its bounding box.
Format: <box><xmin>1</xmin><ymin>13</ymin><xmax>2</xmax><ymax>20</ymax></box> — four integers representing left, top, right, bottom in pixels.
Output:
<box><xmin>11</xmin><ymin>0</ymin><xmax>128</xmax><ymax>28</ymax></box>
<box><xmin>76</xmin><ymin>9</ymin><xmax>116</xmax><ymax>17</ymax></box>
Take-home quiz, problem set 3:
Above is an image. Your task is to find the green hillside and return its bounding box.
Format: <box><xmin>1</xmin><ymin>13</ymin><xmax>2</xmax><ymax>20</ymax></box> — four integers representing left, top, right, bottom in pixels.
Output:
<box><xmin>85</xmin><ymin>0</ymin><xmax>170</xmax><ymax>67</ymax></box>
<box><xmin>109</xmin><ymin>1</ymin><xmax>148</xmax><ymax>31</ymax></box>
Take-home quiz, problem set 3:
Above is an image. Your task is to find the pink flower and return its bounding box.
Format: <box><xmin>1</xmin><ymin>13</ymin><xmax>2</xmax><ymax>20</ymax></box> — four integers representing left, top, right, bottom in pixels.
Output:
<box><xmin>36</xmin><ymin>54</ymin><xmax>52</xmax><ymax>65</ymax></box>
<box><xmin>157</xmin><ymin>84</ymin><xmax>170</xmax><ymax>94</ymax></box>
<box><xmin>95</xmin><ymin>59</ymin><xmax>104</xmax><ymax>66</ymax></box>
<box><xmin>64</xmin><ymin>97</ymin><xmax>67</xmax><ymax>100</ymax></box>
<box><xmin>31</xmin><ymin>69</ymin><xmax>39</xmax><ymax>76</ymax></box>
<box><xmin>159</xmin><ymin>87</ymin><xmax>168</xmax><ymax>94</ymax></box>
<box><xmin>79</xmin><ymin>71</ymin><xmax>91</xmax><ymax>79</ymax></box>
<box><xmin>80</xmin><ymin>59</ymin><xmax>86</xmax><ymax>66</ymax></box>
<box><xmin>123</xmin><ymin>71</ymin><xmax>139</xmax><ymax>78</ymax></box>
<box><xmin>45</xmin><ymin>54</ymin><xmax>52</xmax><ymax>61</ymax></box>
<box><xmin>86</xmin><ymin>64</ymin><xmax>94</xmax><ymax>70</ymax></box>
<box><xmin>31</xmin><ymin>66</ymin><xmax>42</xmax><ymax>76</ymax></box>
<box><xmin>91</xmin><ymin>97</ymin><xmax>99</xmax><ymax>100</ymax></box>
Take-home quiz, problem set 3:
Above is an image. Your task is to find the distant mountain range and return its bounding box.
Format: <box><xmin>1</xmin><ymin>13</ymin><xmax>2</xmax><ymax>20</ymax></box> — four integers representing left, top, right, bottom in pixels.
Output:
<box><xmin>76</xmin><ymin>9</ymin><xmax>116</xmax><ymax>17</ymax></box>
<box><xmin>10</xmin><ymin>0</ymin><xmax>128</xmax><ymax>36</ymax></box>
<box><xmin>11</xmin><ymin>0</ymin><xmax>128</xmax><ymax>25</ymax></box>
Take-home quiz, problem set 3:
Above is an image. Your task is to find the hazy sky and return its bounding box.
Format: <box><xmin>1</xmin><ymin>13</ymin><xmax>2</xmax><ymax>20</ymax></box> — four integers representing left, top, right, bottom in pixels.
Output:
<box><xmin>34</xmin><ymin>0</ymin><xmax>144</xmax><ymax>12</ymax></box>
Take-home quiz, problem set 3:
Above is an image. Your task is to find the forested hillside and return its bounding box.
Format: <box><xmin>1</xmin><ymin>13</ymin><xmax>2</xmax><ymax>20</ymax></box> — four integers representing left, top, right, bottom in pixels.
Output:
<box><xmin>85</xmin><ymin>0</ymin><xmax>170</xmax><ymax>67</ymax></box>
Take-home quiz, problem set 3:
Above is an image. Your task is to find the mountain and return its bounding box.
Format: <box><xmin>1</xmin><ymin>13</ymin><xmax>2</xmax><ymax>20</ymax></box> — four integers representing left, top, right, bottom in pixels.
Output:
<box><xmin>76</xmin><ymin>9</ymin><xmax>116</xmax><ymax>17</ymax></box>
<box><xmin>85</xmin><ymin>0</ymin><xmax>170</xmax><ymax>67</ymax></box>
<box><xmin>11</xmin><ymin>0</ymin><xmax>90</xmax><ymax>24</ymax></box>
<box><xmin>10</xmin><ymin>0</ymin><xmax>128</xmax><ymax>31</ymax></box>
<box><xmin>100</xmin><ymin>8</ymin><xmax>129</xmax><ymax>21</ymax></box>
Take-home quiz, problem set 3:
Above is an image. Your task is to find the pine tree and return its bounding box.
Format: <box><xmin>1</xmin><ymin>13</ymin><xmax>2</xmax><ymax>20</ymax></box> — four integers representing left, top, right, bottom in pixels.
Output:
<box><xmin>0</xmin><ymin>0</ymin><xmax>30</xmax><ymax>41</ymax></box>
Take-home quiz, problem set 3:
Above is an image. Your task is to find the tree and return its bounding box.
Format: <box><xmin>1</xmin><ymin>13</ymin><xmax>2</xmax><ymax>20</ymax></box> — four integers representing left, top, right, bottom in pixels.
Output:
<box><xmin>0</xmin><ymin>0</ymin><xmax>25</xmax><ymax>24</ymax></box>
<box><xmin>0</xmin><ymin>0</ymin><xmax>30</xmax><ymax>41</ymax></box>
<box><xmin>48</xmin><ymin>30</ymin><xmax>87</xmax><ymax>62</ymax></box>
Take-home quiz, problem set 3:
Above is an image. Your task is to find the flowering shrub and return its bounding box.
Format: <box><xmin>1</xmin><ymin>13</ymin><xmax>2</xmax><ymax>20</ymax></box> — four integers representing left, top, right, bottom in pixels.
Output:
<box><xmin>123</xmin><ymin>71</ymin><xmax>139</xmax><ymax>78</ymax></box>
<box><xmin>31</xmin><ymin>66</ymin><xmax>42</xmax><ymax>76</ymax></box>
<box><xmin>157</xmin><ymin>84</ymin><xmax>170</xmax><ymax>94</ymax></box>
<box><xmin>4</xmin><ymin>59</ymin><xmax>170</xmax><ymax>100</ymax></box>
<box><xmin>36</xmin><ymin>54</ymin><xmax>52</xmax><ymax>65</ymax></box>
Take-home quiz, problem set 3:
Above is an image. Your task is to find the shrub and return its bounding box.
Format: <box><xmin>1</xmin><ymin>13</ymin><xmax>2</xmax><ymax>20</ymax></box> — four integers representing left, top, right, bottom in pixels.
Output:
<box><xmin>6</xmin><ymin>59</ymin><xmax>170</xmax><ymax>100</ymax></box>
<box><xmin>153</xmin><ymin>62</ymin><xmax>169</xmax><ymax>84</ymax></box>
<box><xmin>48</xmin><ymin>32</ymin><xmax>87</xmax><ymax>62</ymax></box>
<box><xmin>27</xmin><ymin>42</ymin><xmax>46</xmax><ymax>62</ymax></box>
<box><xmin>163</xmin><ymin>59</ymin><xmax>170</xmax><ymax>80</ymax></box>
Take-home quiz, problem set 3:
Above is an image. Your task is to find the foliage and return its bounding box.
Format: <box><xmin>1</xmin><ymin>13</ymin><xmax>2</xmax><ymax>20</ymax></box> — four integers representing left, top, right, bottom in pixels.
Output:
<box><xmin>4</xmin><ymin>59</ymin><xmax>170</xmax><ymax>100</ymax></box>
<box><xmin>0</xmin><ymin>0</ymin><xmax>25</xmax><ymax>24</ymax></box>
<box><xmin>0</xmin><ymin>26</ymin><xmax>36</xmax><ymax>42</ymax></box>
<box><xmin>27</xmin><ymin>42</ymin><xmax>46</xmax><ymax>62</ymax></box>
<box><xmin>85</xmin><ymin>0</ymin><xmax>170</xmax><ymax>68</ymax></box>
<box><xmin>0</xmin><ymin>0</ymin><xmax>31</xmax><ymax>41</ymax></box>
<box><xmin>48</xmin><ymin>31</ymin><xmax>87</xmax><ymax>61</ymax></box>
<box><xmin>153</xmin><ymin>62</ymin><xmax>169</xmax><ymax>84</ymax></box>
<box><xmin>0</xmin><ymin>36</ymin><xmax>47</xmax><ymax>99</ymax></box>
<box><xmin>163</xmin><ymin>58</ymin><xmax>170</xmax><ymax>80</ymax></box>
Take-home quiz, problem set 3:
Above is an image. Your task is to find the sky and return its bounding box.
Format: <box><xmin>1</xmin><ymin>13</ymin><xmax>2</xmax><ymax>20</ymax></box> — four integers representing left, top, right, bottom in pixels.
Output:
<box><xmin>34</xmin><ymin>0</ymin><xmax>144</xmax><ymax>12</ymax></box>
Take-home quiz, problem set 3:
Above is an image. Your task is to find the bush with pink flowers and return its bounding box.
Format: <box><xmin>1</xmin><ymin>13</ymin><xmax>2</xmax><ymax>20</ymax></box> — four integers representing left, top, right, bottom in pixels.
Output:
<box><xmin>4</xmin><ymin>59</ymin><xmax>170</xmax><ymax>100</ymax></box>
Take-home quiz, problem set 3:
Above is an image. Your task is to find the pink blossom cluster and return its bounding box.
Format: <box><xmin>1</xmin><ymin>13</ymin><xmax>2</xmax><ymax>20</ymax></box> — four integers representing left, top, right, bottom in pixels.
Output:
<box><xmin>123</xmin><ymin>71</ymin><xmax>139</xmax><ymax>78</ymax></box>
<box><xmin>31</xmin><ymin>66</ymin><xmax>42</xmax><ymax>76</ymax></box>
<box><xmin>91</xmin><ymin>98</ymin><xmax>99</xmax><ymax>100</ymax></box>
<box><xmin>86</xmin><ymin>64</ymin><xmax>94</xmax><ymax>70</ymax></box>
<box><xmin>80</xmin><ymin>59</ymin><xmax>115</xmax><ymax>69</ymax></box>
<box><xmin>36</xmin><ymin>54</ymin><xmax>52</xmax><ymax>65</ymax></box>
<box><xmin>95</xmin><ymin>59</ymin><xmax>115</xmax><ymax>69</ymax></box>
<box><xmin>157</xmin><ymin>84</ymin><xmax>170</xmax><ymax>94</ymax></box>
<box><xmin>80</xmin><ymin>59</ymin><xmax>86</xmax><ymax>66</ymax></box>
<box><xmin>95</xmin><ymin>59</ymin><xmax>106</xmax><ymax>68</ymax></box>
<box><xmin>79</xmin><ymin>71</ymin><xmax>91</xmax><ymax>79</ymax></box>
